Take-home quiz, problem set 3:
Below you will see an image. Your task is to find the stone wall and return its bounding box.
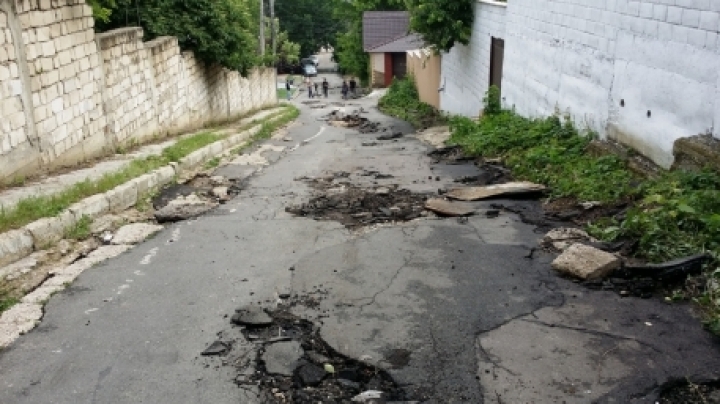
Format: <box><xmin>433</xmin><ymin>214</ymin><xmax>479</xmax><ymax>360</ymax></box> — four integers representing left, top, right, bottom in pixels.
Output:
<box><xmin>0</xmin><ymin>0</ymin><xmax>277</xmax><ymax>183</ymax></box>
<box><xmin>441</xmin><ymin>0</ymin><xmax>720</xmax><ymax>169</ymax></box>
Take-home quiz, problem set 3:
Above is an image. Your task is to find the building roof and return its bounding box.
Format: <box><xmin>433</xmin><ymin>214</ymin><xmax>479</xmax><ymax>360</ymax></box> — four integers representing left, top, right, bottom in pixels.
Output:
<box><xmin>362</xmin><ymin>11</ymin><xmax>411</xmax><ymax>52</ymax></box>
<box><xmin>369</xmin><ymin>33</ymin><xmax>425</xmax><ymax>53</ymax></box>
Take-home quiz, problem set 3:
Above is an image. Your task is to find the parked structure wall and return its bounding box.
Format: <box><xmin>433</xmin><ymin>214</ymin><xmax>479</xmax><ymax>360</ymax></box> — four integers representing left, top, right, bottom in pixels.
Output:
<box><xmin>407</xmin><ymin>50</ymin><xmax>441</xmax><ymax>109</ymax></box>
<box><xmin>0</xmin><ymin>0</ymin><xmax>277</xmax><ymax>183</ymax></box>
<box><xmin>370</xmin><ymin>52</ymin><xmax>385</xmax><ymax>87</ymax></box>
<box><xmin>441</xmin><ymin>0</ymin><xmax>720</xmax><ymax>168</ymax></box>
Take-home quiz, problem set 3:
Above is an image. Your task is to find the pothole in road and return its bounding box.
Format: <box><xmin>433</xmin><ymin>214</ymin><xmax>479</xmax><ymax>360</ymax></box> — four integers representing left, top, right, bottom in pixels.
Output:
<box><xmin>207</xmin><ymin>304</ymin><xmax>409</xmax><ymax>403</ymax></box>
<box><xmin>285</xmin><ymin>176</ymin><xmax>430</xmax><ymax>228</ymax></box>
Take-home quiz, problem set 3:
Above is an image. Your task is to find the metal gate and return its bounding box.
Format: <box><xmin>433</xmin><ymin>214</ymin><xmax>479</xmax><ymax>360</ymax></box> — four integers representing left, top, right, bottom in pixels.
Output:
<box><xmin>489</xmin><ymin>37</ymin><xmax>505</xmax><ymax>94</ymax></box>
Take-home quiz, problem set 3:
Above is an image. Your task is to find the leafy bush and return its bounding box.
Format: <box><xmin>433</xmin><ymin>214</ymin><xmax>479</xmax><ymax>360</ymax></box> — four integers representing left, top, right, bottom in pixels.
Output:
<box><xmin>378</xmin><ymin>76</ymin><xmax>445</xmax><ymax>128</ymax></box>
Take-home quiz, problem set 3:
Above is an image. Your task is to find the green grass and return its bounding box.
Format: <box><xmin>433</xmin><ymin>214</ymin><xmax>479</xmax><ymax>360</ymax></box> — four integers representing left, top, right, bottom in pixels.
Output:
<box><xmin>451</xmin><ymin>86</ymin><xmax>720</xmax><ymax>333</ymax></box>
<box><xmin>0</xmin><ymin>293</ymin><xmax>18</xmax><ymax>313</ymax></box>
<box><xmin>65</xmin><ymin>215</ymin><xmax>93</xmax><ymax>240</ymax></box>
<box><xmin>204</xmin><ymin>157</ymin><xmax>221</xmax><ymax>169</ymax></box>
<box><xmin>277</xmin><ymin>88</ymin><xmax>289</xmax><ymax>99</ymax></box>
<box><xmin>0</xmin><ymin>109</ymin><xmax>300</xmax><ymax>236</ymax></box>
<box><xmin>0</xmin><ymin>131</ymin><xmax>222</xmax><ymax>234</ymax></box>
<box><xmin>378</xmin><ymin>76</ymin><xmax>446</xmax><ymax>128</ymax></box>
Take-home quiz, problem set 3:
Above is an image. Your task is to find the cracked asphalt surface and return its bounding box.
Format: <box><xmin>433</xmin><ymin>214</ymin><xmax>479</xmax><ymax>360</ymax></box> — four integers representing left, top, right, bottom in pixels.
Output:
<box><xmin>1</xmin><ymin>74</ymin><xmax>720</xmax><ymax>403</ymax></box>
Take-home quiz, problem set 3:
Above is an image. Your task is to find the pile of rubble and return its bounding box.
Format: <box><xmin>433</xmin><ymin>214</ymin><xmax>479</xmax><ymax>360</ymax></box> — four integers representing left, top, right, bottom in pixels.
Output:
<box><xmin>325</xmin><ymin>111</ymin><xmax>369</xmax><ymax>128</ymax></box>
<box><xmin>152</xmin><ymin>174</ymin><xmax>238</xmax><ymax>222</ymax></box>
<box><xmin>207</xmin><ymin>305</ymin><xmax>407</xmax><ymax>403</ymax></box>
<box><xmin>286</xmin><ymin>182</ymin><xmax>429</xmax><ymax>228</ymax></box>
<box><xmin>543</xmin><ymin>227</ymin><xmax>712</xmax><ymax>298</ymax></box>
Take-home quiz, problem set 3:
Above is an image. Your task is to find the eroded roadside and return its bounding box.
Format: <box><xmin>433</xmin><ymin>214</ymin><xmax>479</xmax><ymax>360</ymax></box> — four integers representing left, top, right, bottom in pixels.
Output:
<box><xmin>0</xmin><ymin>91</ymin><xmax>719</xmax><ymax>404</ymax></box>
<box><xmin>196</xmin><ymin>99</ymin><xmax>720</xmax><ymax>403</ymax></box>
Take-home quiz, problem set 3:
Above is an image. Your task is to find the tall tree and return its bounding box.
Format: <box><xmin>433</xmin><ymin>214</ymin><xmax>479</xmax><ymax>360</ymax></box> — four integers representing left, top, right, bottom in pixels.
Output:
<box><xmin>405</xmin><ymin>0</ymin><xmax>474</xmax><ymax>52</ymax></box>
<box><xmin>274</xmin><ymin>0</ymin><xmax>340</xmax><ymax>57</ymax></box>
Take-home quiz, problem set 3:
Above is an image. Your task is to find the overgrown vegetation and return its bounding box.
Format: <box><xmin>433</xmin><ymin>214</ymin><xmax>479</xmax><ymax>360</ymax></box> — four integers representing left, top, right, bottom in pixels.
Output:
<box><xmin>378</xmin><ymin>76</ymin><xmax>445</xmax><ymax>128</ymax></box>
<box><xmin>450</xmin><ymin>86</ymin><xmax>720</xmax><ymax>332</ymax></box>
<box><xmin>91</xmin><ymin>0</ymin><xmax>262</xmax><ymax>72</ymax></box>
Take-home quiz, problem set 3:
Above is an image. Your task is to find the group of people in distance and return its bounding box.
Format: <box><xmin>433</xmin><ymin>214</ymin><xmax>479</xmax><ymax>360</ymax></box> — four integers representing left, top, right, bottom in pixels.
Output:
<box><xmin>285</xmin><ymin>76</ymin><xmax>357</xmax><ymax>100</ymax></box>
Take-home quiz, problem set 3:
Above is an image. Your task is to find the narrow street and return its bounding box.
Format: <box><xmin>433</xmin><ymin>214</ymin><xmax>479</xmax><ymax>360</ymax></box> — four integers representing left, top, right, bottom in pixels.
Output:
<box><xmin>1</xmin><ymin>72</ymin><xmax>719</xmax><ymax>404</ymax></box>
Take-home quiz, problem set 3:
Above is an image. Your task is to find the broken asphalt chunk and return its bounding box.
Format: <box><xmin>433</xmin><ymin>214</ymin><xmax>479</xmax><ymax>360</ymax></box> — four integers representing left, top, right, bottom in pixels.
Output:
<box><xmin>262</xmin><ymin>340</ymin><xmax>304</xmax><ymax>376</ymax></box>
<box><xmin>231</xmin><ymin>305</ymin><xmax>273</xmax><ymax>326</ymax></box>
<box><xmin>552</xmin><ymin>243</ymin><xmax>621</xmax><ymax>280</ymax></box>
<box><xmin>618</xmin><ymin>253</ymin><xmax>712</xmax><ymax>281</ymax></box>
<box><xmin>446</xmin><ymin>182</ymin><xmax>546</xmax><ymax>201</ymax></box>
<box><xmin>297</xmin><ymin>363</ymin><xmax>326</xmax><ymax>386</ymax></box>
<box><xmin>201</xmin><ymin>340</ymin><xmax>230</xmax><ymax>356</ymax></box>
<box><xmin>424</xmin><ymin>198</ymin><xmax>475</xmax><ymax>217</ymax></box>
<box><xmin>377</xmin><ymin>132</ymin><xmax>403</xmax><ymax>141</ymax></box>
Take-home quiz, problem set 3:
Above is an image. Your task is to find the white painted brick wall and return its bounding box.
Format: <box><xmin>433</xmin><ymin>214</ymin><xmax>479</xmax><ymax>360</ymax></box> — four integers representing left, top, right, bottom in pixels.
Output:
<box><xmin>440</xmin><ymin>1</ymin><xmax>507</xmax><ymax>117</ymax></box>
<box><xmin>441</xmin><ymin>0</ymin><xmax>720</xmax><ymax>168</ymax></box>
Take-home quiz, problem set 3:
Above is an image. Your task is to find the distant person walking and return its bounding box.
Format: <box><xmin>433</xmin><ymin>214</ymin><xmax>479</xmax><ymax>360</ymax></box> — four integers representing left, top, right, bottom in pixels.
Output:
<box><xmin>349</xmin><ymin>78</ymin><xmax>357</xmax><ymax>96</ymax></box>
<box><xmin>314</xmin><ymin>82</ymin><xmax>319</xmax><ymax>96</ymax></box>
<box><xmin>306</xmin><ymin>78</ymin><xmax>313</xmax><ymax>98</ymax></box>
<box><xmin>285</xmin><ymin>80</ymin><xmax>291</xmax><ymax>100</ymax></box>
<box><xmin>322</xmin><ymin>78</ymin><xmax>329</xmax><ymax>98</ymax></box>
<box><xmin>341</xmin><ymin>81</ymin><xmax>349</xmax><ymax>100</ymax></box>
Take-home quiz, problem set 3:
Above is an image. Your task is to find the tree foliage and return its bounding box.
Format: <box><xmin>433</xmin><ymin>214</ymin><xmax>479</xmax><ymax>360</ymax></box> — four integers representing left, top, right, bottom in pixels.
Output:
<box><xmin>274</xmin><ymin>0</ymin><xmax>341</xmax><ymax>57</ymax></box>
<box><xmin>92</xmin><ymin>0</ymin><xmax>260</xmax><ymax>73</ymax></box>
<box><xmin>405</xmin><ymin>0</ymin><xmax>474</xmax><ymax>52</ymax></box>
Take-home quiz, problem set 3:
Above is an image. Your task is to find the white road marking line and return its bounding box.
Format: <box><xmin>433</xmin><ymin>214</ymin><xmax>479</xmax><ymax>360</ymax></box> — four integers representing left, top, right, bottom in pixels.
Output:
<box><xmin>84</xmin><ymin>308</ymin><xmax>98</xmax><ymax>314</ymax></box>
<box><xmin>140</xmin><ymin>247</ymin><xmax>159</xmax><ymax>265</ymax></box>
<box><xmin>303</xmin><ymin>126</ymin><xmax>326</xmax><ymax>144</ymax></box>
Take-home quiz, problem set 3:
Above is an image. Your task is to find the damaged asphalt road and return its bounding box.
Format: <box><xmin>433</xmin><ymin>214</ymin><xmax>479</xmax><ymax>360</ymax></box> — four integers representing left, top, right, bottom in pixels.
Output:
<box><xmin>1</xmin><ymin>86</ymin><xmax>720</xmax><ymax>404</ymax></box>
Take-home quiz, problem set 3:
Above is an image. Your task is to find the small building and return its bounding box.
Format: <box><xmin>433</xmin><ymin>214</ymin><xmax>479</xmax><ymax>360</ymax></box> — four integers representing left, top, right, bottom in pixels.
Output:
<box><xmin>362</xmin><ymin>11</ymin><xmax>424</xmax><ymax>88</ymax></box>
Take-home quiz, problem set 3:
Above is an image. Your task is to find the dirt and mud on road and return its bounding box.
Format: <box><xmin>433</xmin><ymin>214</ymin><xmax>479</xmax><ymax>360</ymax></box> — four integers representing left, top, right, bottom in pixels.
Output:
<box><xmin>285</xmin><ymin>173</ymin><xmax>430</xmax><ymax>229</ymax></box>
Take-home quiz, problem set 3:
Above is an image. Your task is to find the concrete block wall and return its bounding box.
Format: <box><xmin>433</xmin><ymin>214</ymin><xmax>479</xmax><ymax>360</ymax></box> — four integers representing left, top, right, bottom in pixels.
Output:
<box><xmin>146</xmin><ymin>36</ymin><xmax>186</xmax><ymax>134</ymax></box>
<box><xmin>0</xmin><ymin>6</ymin><xmax>38</xmax><ymax>179</ymax></box>
<box><xmin>0</xmin><ymin>0</ymin><xmax>278</xmax><ymax>183</ymax></box>
<box><xmin>440</xmin><ymin>0</ymin><xmax>506</xmax><ymax>117</ymax></box>
<box><xmin>96</xmin><ymin>27</ymin><xmax>158</xmax><ymax>145</ymax></box>
<box><xmin>441</xmin><ymin>0</ymin><xmax>720</xmax><ymax>168</ymax></box>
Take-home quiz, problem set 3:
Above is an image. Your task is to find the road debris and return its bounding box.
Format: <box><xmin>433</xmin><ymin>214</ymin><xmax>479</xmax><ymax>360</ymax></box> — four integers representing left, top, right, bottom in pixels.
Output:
<box><xmin>201</xmin><ymin>340</ymin><xmax>230</xmax><ymax>356</ymax></box>
<box><xmin>286</xmin><ymin>179</ymin><xmax>429</xmax><ymax>228</ymax></box>
<box><xmin>110</xmin><ymin>223</ymin><xmax>163</xmax><ymax>245</ymax></box>
<box><xmin>551</xmin><ymin>243</ymin><xmax>621</xmax><ymax>280</ymax></box>
<box><xmin>542</xmin><ymin>227</ymin><xmax>598</xmax><ymax>252</ymax></box>
<box><xmin>154</xmin><ymin>194</ymin><xmax>218</xmax><ymax>223</ymax></box>
<box><xmin>617</xmin><ymin>253</ymin><xmax>712</xmax><ymax>282</ymax></box>
<box><xmin>446</xmin><ymin>182</ymin><xmax>547</xmax><ymax>201</ymax></box>
<box><xmin>207</xmin><ymin>306</ymin><xmax>407</xmax><ymax>403</ymax></box>
<box><xmin>377</xmin><ymin>132</ymin><xmax>403</xmax><ymax>141</ymax></box>
<box><xmin>424</xmin><ymin>198</ymin><xmax>475</xmax><ymax>217</ymax></box>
